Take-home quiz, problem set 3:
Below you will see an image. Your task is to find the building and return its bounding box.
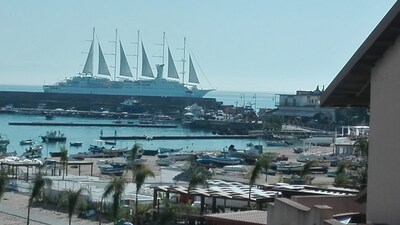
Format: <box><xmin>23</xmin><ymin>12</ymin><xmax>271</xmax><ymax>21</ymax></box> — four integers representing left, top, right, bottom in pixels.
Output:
<box><xmin>273</xmin><ymin>86</ymin><xmax>335</xmax><ymax>126</ymax></box>
<box><xmin>321</xmin><ymin>1</ymin><xmax>400</xmax><ymax>224</ymax></box>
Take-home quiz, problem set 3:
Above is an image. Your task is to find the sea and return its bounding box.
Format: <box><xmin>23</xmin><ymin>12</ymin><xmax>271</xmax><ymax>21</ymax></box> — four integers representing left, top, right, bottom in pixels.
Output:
<box><xmin>0</xmin><ymin>85</ymin><xmax>281</xmax><ymax>157</ymax></box>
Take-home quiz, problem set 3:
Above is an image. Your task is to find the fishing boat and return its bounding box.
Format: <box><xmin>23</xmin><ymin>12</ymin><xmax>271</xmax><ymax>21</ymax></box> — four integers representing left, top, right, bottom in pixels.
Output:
<box><xmin>197</xmin><ymin>154</ymin><xmax>242</xmax><ymax>167</ymax></box>
<box><xmin>121</xmin><ymin>98</ymin><xmax>143</xmax><ymax>113</ymax></box>
<box><xmin>43</xmin><ymin>29</ymin><xmax>213</xmax><ymax>98</ymax></box>
<box><xmin>41</xmin><ymin>130</ymin><xmax>66</xmax><ymax>143</ymax></box>
<box><xmin>275</xmin><ymin>162</ymin><xmax>305</xmax><ymax>173</ymax></box>
<box><xmin>0</xmin><ymin>134</ymin><xmax>10</xmax><ymax>151</ymax></box>
<box><xmin>70</xmin><ymin>141</ymin><xmax>83</xmax><ymax>147</ymax></box>
<box><xmin>143</xmin><ymin>149</ymin><xmax>158</xmax><ymax>156</ymax></box>
<box><xmin>22</xmin><ymin>145</ymin><xmax>43</xmax><ymax>159</ymax></box>
<box><xmin>293</xmin><ymin>147</ymin><xmax>306</xmax><ymax>154</ymax></box>
<box><xmin>158</xmin><ymin>147</ymin><xmax>183</xmax><ymax>154</ymax></box>
<box><xmin>20</xmin><ymin>139</ymin><xmax>34</xmax><ymax>145</ymax></box>
<box><xmin>105</xmin><ymin>140</ymin><xmax>116</xmax><ymax>145</ymax></box>
<box><xmin>99</xmin><ymin>166</ymin><xmax>124</xmax><ymax>176</ymax></box>
<box><xmin>155</xmin><ymin>158</ymin><xmax>175</xmax><ymax>166</ymax></box>
<box><xmin>227</xmin><ymin>143</ymin><xmax>263</xmax><ymax>164</ymax></box>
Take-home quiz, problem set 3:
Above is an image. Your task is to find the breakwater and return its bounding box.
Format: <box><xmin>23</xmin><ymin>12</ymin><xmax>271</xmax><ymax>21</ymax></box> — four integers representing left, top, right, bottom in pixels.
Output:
<box><xmin>8</xmin><ymin>122</ymin><xmax>178</xmax><ymax>128</ymax></box>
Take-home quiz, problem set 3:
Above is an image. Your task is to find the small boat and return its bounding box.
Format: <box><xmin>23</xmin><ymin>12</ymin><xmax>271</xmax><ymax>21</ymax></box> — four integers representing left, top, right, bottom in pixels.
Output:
<box><xmin>266</xmin><ymin>140</ymin><xmax>287</xmax><ymax>147</ymax></box>
<box><xmin>0</xmin><ymin>134</ymin><xmax>10</xmax><ymax>151</ymax></box>
<box><xmin>274</xmin><ymin>155</ymin><xmax>289</xmax><ymax>162</ymax></box>
<box><xmin>155</xmin><ymin>158</ymin><xmax>175</xmax><ymax>166</ymax></box>
<box><xmin>158</xmin><ymin>147</ymin><xmax>183</xmax><ymax>154</ymax></box>
<box><xmin>20</xmin><ymin>139</ymin><xmax>34</xmax><ymax>145</ymax></box>
<box><xmin>275</xmin><ymin>162</ymin><xmax>305</xmax><ymax>173</ymax></box>
<box><xmin>22</xmin><ymin>145</ymin><xmax>43</xmax><ymax>159</ymax></box>
<box><xmin>208</xmin><ymin>155</ymin><xmax>242</xmax><ymax>167</ymax></box>
<box><xmin>41</xmin><ymin>130</ymin><xmax>66</xmax><ymax>142</ymax></box>
<box><xmin>223</xmin><ymin>165</ymin><xmax>249</xmax><ymax>173</ymax></box>
<box><xmin>143</xmin><ymin>149</ymin><xmax>158</xmax><ymax>156</ymax></box>
<box><xmin>50</xmin><ymin>152</ymin><xmax>61</xmax><ymax>157</ymax></box>
<box><xmin>293</xmin><ymin>147</ymin><xmax>305</xmax><ymax>154</ymax></box>
<box><xmin>70</xmin><ymin>141</ymin><xmax>83</xmax><ymax>147</ymax></box>
<box><xmin>109</xmin><ymin>162</ymin><xmax>128</xmax><ymax>169</ymax></box>
<box><xmin>105</xmin><ymin>140</ymin><xmax>116</xmax><ymax>145</ymax></box>
<box><xmin>99</xmin><ymin>167</ymin><xmax>124</xmax><ymax>176</ymax></box>
<box><xmin>45</xmin><ymin>114</ymin><xmax>55</xmax><ymax>120</ymax></box>
<box><xmin>157</xmin><ymin>152</ymin><xmax>192</xmax><ymax>161</ymax></box>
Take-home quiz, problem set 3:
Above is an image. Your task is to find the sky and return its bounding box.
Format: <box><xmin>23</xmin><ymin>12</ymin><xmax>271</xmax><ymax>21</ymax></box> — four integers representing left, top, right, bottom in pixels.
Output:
<box><xmin>0</xmin><ymin>0</ymin><xmax>397</xmax><ymax>93</ymax></box>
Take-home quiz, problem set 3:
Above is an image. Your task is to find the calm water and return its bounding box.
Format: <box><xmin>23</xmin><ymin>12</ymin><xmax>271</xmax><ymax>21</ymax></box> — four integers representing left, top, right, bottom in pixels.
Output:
<box><xmin>0</xmin><ymin>85</ymin><xmax>279</xmax><ymax>156</ymax></box>
<box><xmin>1</xmin><ymin>112</ymin><xmax>276</xmax><ymax>157</ymax></box>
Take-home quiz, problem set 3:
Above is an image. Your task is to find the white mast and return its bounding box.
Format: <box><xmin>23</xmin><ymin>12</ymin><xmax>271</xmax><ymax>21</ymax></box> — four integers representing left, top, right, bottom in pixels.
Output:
<box><xmin>162</xmin><ymin>32</ymin><xmax>165</xmax><ymax>64</ymax></box>
<box><xmin>181</xmin><ymin>37</ymin><xmax>186</xmax><ymax>84</ymax></box>
<box><xmin>114</xmin><ymin>29</ymin><xmax>118</xmax><ymax>81</ymax></box>
<box><xmin>136</xmin><ymin>30</ymin><xmax>140</xmax><ymax>80</ymax></box>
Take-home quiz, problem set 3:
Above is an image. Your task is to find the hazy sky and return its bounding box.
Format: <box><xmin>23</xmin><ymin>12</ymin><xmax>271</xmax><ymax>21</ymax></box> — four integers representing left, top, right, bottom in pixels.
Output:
<box><xmin>0</xmin><ymin>0</ymin><xmax>396</xmax><ymax>93</ymax></box>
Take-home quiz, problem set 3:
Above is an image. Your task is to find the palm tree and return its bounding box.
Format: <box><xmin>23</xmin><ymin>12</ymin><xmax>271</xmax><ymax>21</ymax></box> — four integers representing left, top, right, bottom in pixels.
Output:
<box><xmin>248</xmin><ymin>160</ymin><xmax>263</xmax><ymax>208</ymax></box>
<box><xmin>0</xmin><ymin>171</ymin><xmax>8</xmax><ymax>202</ymax></box>
<box><xmin>67</xmin><ymin>187</ymin><xmax>86</xmax><ymax>225</ymax></box>
<box><xmin>334</xmin><ymin>160</ymin><xmax>349</xmax><ymax>187</ymax></box>
<box><xmin>299</xmin><ymin>160</ymin><xmax>316</xmax><ymax>184</ymax></box>
<box><xmin>258</xmin><ymin>154</ymin><xmax>273</xmax><ymax>182</ymax></box>
<box><xmin>99</xmin><ymin>177</ymin><xmax>126</xmax><ymax>225</ymax></box>
<box><xmin>60</xmin><ymin>146</ymin><xmax>68</xmax><ymax>180</ymax></box>
<box><xmin>134</xmin><ymin>165</ymin><xmax>154</xmax><ymax>224</ymax></box>
<box><xmin>188</xmin><ymin>166</ymin><xmax>209</xmax><ymax>191</ymax></box>
<box><xmin>354</xmin><ymin>138</ymin><xmax>369</xmax><ymax>157</ymax></box>
<box><xmin>127</xmin><ymin>143</ymin><xmax>141</xmax><ymax>168</ymax></box>
<box><xmin>27</xmin><ymin>175</ymin><xmax>52</xmax><ymax>225</ymax></box>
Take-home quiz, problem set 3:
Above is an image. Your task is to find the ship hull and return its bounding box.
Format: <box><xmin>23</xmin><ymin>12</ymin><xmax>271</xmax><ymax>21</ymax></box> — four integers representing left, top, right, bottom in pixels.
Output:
<box><xmin>43</xmin><ymin>76</ymin><xmax>211</xmax><ymax>98</ymax></box>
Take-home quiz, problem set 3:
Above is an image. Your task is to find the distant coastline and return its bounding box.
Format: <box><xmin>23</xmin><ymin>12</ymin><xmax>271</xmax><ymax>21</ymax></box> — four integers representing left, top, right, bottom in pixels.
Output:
<box><xmin>0</xmin><ymin>84</ymin><xmax>277</xmax><ymax>109</ymax></box>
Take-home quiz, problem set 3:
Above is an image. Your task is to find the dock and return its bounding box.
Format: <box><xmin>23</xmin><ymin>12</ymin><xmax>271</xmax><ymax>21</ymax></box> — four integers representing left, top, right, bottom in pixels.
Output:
<box><xmin>99</xmin><ymin>134</ymin><xmax>261</xmax><ymax>140</ymax></box>
<box><xmin>8</xmin><ymin>122</ymin><xmax>178</xmax><ymax>128</ymax></box>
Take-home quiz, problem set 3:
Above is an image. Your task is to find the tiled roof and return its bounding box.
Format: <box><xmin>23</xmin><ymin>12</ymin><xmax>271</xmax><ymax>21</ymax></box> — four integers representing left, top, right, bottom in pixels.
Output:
<box><xmin>204</xmin><ymin>210</ymin><xmax>267</xmax><ymax>225</ymax></box>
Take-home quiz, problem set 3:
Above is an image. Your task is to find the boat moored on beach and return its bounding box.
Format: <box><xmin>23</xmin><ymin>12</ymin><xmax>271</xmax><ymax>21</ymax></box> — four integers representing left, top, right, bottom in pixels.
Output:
<box><xmin>99</xmin><ymin>166</ymin><xmax>124</xmax><ymax>176</ymax></box>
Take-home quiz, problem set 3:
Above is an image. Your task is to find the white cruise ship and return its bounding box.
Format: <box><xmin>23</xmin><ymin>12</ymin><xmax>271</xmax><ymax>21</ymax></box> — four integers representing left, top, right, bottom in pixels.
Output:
<box><xmin>43</xmin><ymin>29</ymin><xmax>213</xmax><ymax>98</ymax></box>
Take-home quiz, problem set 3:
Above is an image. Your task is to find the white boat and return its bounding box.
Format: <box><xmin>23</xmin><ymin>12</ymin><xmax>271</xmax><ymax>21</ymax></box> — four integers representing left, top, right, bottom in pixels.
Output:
<box><xmin>43</xmin><ymin>29</ymin><xmax>213</xmax><ymax>98</ymax></box>
<box><xmin>20</xmin><ymin>139</ymin><xmax>34</xmax><ymax>145</ymax></box>
<box><xmin>155</xmin><ymin>158</ymin><xmax>175</xmax><ymax>166</ymax></box>
<box><xmin>0</xmin><ymin>134</ymin><xmax>10</xmax><ymax>151</ymax></box>
<box><xmin>297</xmin><ymin>152</ymin><xmax>338</xmax><ymax>164</ymax></box>
<box><xmin>223</xmin><ymin>165</ymin><xmax>249</xmax><ymax>173</ymax></box>
<box><xmin>157</xmin><ymin>152</ymin><xmax>192</xmax><ymax>161</ymax></box>
<box><xmin>275</xmin><ymin>162</ymin><xmax>305</xmax><ymax>173</ymax></box>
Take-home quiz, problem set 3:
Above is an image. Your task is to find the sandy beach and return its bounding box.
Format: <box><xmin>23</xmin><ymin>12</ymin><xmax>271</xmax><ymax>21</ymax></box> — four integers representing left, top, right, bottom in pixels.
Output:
<box><xmin>0</xmin><ymin>145</ymin><xmax>336</xmax><ymax>224</ymax></box>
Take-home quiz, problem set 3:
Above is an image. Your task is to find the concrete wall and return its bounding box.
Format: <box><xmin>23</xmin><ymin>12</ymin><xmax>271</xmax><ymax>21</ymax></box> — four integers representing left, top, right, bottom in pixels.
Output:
<box><xmin>267</xmin><ymin>198</ymin><xmax>333</xmax><ymax>225</ymax></box>
<box><xmin>291</xmin><ymin>195</ymin><xmax>366</xmax><ymax>216</ymax></box>
<box><xmin>367</xmin><ymin>35</ymin><xmax>400</xmax><ymax>224</ymax></box>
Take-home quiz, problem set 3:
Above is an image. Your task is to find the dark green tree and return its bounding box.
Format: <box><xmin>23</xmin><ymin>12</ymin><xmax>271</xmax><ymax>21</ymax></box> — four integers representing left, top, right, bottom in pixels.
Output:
<box><xmin>67</xmin><ymin>187</ymin><xmax>86</xmax><ymax>225</ymax></box>
<box><xmin>134</xmin><ymin>165</ymin><xmax>154</xmax><ymax>224</ymax></box>
<box><xmin>0</xmin><ymin>171</ymin><xmax>8</xmax><ymax>202</ymax></box>
<box><xmin>60</xmin><ymin>146</ymin><xmax>68</xmax><ymax>180</ymax></box>
<box><xmin>27</xmin><ymin>175</ymin><xmax>52</xmax><ymax>225</ymax></box>
<box><xmin>99</xmin><ymin>177</ymin><xmax>126</xmax><ymax>225</ymax></box>
<box><xmin>248</xmin><ymin>160</ymin><xmax>263</xmax><ymax>208</ymax></box>
<box><xmin>334</xmin><ymin>160</ymin><xmax>349</xmax><ymax>187</ymax></box>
